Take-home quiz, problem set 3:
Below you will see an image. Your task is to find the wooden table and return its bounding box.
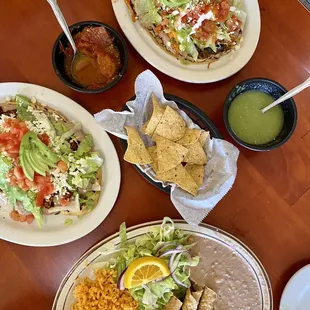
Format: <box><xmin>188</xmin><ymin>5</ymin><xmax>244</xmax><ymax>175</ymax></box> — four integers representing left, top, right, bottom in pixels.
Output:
<box><xmin>1</xmin><ymin>0</ymin><xmax>310</xmax><ymax>309</ymax></box>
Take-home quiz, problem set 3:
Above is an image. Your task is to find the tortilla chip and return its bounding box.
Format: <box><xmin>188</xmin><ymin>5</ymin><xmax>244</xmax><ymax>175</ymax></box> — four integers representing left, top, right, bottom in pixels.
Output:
<box><xmin>199</xmin><ymin>131</ymin><xmax>210</xmax><ymax>147</ymax></box>
<box><xmin>154</xmin><ymin>106</ymin><xmax>186</xmax><ymax>141</ymax></box>
<box><xmin>176</xmin><ymin>128</ymin><xmax>201</xmax><ymax>146</ymax></box>
<box><xmin>147</xmin><ymin>146</ymin><xmax>158</xmax><ymax>172</ymax></box>
<box><xmin>192</xmin><ymin>290</ymin><xmax>203</xmax><ymax>303</ymax></box>
<box><xmin>141</xmin><ymin>120</ymin><xmax>149</xmax><ymax>134</ymax></box>
<box><xmin>145</xmin><ymin>94</ymin><xmax>165</xmax><ymax>136</ymax></box>
<box><xmin>181</xmin><ymin>288</ymin><xmax>199</xmax><ymax>310</ymax></box>
<box><xmin>156</xmin><ymin>137</ymin><xmax>188</xmax><ymax>173</ymax></box>
<box><xmin>156</xmin><ymin>164</ymin><xmax>198</xmax><ymax>196</ymax></box>
<box><xmin>185</xmin><ymin>164</ymin><xmax>204</xmax><ymax>187</ymax></box>
<box><xmin>184</xmin><ymin>142</ymin><xmax>207</xmax><ymax>165</ymax></box>
<box><xmin>124</xmin><ymin>127</ymin><xmax>152</xmax><ymax>164</ymax></box>
<box><xmin>124</xmin><ymin>0</ymin><xmax>136</xmax><ymax>22</ymax></box>
<box><xmin>164</xmin><ymin>296</ymin><xmax>182</xmax><ymax>310</ymax></box>
<box><xmin>198</xmin><ymin>287</ymin><xmax>217</xmax><ymax>310</ymax></box>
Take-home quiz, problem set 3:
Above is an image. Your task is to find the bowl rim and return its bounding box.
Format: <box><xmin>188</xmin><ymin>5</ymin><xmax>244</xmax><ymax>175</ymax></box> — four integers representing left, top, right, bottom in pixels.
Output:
<box><xmin>223</xmin><ymin>77</ymin><xmax>298</xmax><ymax>151</ymax></box>
<box><xmin>51</xmin><ymin>20</ymin><xmax>128</xmax><ymax>94</ymax></box>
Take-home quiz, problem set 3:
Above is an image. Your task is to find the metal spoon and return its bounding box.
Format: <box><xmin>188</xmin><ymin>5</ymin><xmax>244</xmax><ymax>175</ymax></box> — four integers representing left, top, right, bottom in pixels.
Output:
<box><xmin>47</xmin><ymin>0</ymin><xmax>81</xmax><ymax>82</ymax></box>
<box><xmin>261</xmin><ymin>77</ymin><xmax>310</xmax><ymax>114</ymax></box>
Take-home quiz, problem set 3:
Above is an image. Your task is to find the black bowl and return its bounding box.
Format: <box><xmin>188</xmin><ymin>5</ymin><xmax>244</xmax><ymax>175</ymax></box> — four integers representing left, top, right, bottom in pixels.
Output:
<box><xmin>223</xmin><ymin>78</ymin><xmax>297</xmax><ymax>151</ymax></box>
<box><xmin>52</xmin><ymin>21</ymin><xmax>128</xmax><ymax>93</ymax></box>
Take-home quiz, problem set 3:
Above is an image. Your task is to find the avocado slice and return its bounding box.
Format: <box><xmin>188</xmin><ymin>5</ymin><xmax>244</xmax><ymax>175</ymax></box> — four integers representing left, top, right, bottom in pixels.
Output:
<box><xmin>20</xmin><ymin>132</ymin><xmax>58</xmax><ymax>179</ymax></box>
<box><xmin>27</xmin><ymin>146</ymin><xmax>47</xmax><ymax>176</ymax></box>
<box><xmin>19</xmin><ymin>136</ymin><xmax>35</xmax><ymax>181</ymax></box>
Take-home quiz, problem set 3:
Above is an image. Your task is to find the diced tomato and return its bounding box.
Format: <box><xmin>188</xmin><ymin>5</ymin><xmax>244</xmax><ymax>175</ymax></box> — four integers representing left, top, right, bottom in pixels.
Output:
<box><xmin>217</xmin><ymin>0</ymin><xmax>230</xmax><ymax>22</ymax></box>
<box><xmin>39</xmin><ymin>133</ymin><xmax>50</xmax><ymax>146</ymax></box>
<box><xmin>9</xmin><ymin>211</ymin><xmax>34</xmax><ymax>224</ymax></box>
<box><xmin>0</xmin><ymin>118</ymin><xmax>29</xmax><ymax>159</ymax></box>
<box><xmin>57</xmin><ymin>160</ymin><xmax>68</xmax><ymax>173</ymax></box>
<box><xmin>19</xmin><ymin>215</ymin><xmax>28</xmax><ymax>222</ymax></box>
<box><xmin>226</xmin><ymin>15</ymin><xmax>242</xmax><ymax>32</ymax></box>
<box><xmin>8</xmin><ymin>165</ymin><xmax>54</xmax><ymax>207</ymax></box>
<box><xmin>26</xmin><ymin>214</ymin><xmax>34</xmax><ymax>224</ymax></box>
<box><xmin>36</xmin><ymin>190</ymin><xmax>45</xmax><ymax>207</ymax></box>
<box><xmin>60</xmin><ymin>197</ymin><xmax>70</xmax><ymax>206</ymax></box>
<box><xmin>10</xmin><ymin>210</ymin><xmax>21</xmax><ymax>221</ymax></box>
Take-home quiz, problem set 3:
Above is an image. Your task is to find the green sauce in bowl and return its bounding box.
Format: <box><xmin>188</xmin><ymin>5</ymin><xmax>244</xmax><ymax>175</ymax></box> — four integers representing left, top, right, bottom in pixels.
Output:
<box><xmin>228</xmin><ymin>91</ymin><xmax>284</xmax><ymax>145</ymax></box>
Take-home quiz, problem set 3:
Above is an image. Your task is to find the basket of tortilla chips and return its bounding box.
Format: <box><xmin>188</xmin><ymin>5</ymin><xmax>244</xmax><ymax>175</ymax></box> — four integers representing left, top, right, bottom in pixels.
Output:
<box><xmin>95</xmin><ymin>70</ymin><xmax>239</xmax><ymax>225</ymax></box>
<box><xmin>120</xmin><ymin>93</ymin><xmax>222</xmax><ymax>193</ymax></box>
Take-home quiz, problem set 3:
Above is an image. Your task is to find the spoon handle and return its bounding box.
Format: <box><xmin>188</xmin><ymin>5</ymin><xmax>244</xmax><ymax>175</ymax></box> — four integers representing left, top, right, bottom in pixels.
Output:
<box><xmin>46</xmin><ymin>0</ymin><xmax>77</xmax><ymax>54</ymax></box>
<box><xmin>262</xmin><ymin>77</ymin><xmax>310</xmax><ymax>113</ymax></box>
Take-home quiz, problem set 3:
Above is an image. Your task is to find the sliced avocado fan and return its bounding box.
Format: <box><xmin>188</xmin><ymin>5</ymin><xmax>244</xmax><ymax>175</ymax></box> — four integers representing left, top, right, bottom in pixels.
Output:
<box><xmin>20</xmin><ymin>131</ymin><xmax>58</xmax><ymax>181</ymax></box>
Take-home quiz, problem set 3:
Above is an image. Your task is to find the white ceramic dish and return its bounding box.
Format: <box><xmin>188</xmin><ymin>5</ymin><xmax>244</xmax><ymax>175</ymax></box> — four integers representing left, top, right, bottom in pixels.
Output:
<box><xmin>280</xmin><ymin>264</ymin><xmax>310</xmax><ymax>310</ymax></box>
<box><xmin>112</xmin><ymin>0</ymin><xmax>261</xmax><ymax>83</ymax></box>
<box><xmin>52</xmin><ymin>220</ymin><xmax>273</xmax><ymax>309</ymax></box>
<box><xmin>0</xmin><ymin>83</ymin><xmax>121</xmax><ymax>246</ymax></box>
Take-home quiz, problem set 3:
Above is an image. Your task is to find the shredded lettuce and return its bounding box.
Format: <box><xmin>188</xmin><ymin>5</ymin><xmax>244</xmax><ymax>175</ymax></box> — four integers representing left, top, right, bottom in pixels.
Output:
<box><xmin>15</xmin><ymin>95</ymin><xmax>34</xmax><ymax>121</ymax></box>
<box><xmin>75</xmin><ymin>134</ymin><xmax>94</xmax><ymax>157</ymax></box>
<box><xmin>134</xmin><ymin>0</ymin><xmax>162</xmax><ymax>27</ymax></box>
<box><xmin>79</xmin><ymin>191</ymin><xmax>100</xmax><ymax>212</ymax></box>
<box><xmin>60</xmin><ymin>122</ymin><xmax>82</xmax><ymax>142</ymax></box>
<box><xmin>177</xmin><ymin>29</ymin><xmax>199</xmax><ymax>61</ymax></box>
<box><xmin>50</xmin><ymin>118</ymin><xmax>68</xmax><ymax>135</ymax></box>
<box><xmin>0</xmin><ymin>157</ymin><xmax>43</xmax><ymax>228</ymax></box>
<box><xmin>160</xmin><ymin>0</ymin><xmax>190</xmax><ymax>8</ymax></box>
<box><xmin>103</xmin><ymin>218</ymin><xmax>198</xmax><ymax>310</ymax></box>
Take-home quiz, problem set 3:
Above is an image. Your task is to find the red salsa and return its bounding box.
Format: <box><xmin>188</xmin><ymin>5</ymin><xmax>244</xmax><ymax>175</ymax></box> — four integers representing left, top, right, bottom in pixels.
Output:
<box><xmin>62</xmin><ymin>26</ymin><xmax>121</xmax><ymax>89</ymax></box>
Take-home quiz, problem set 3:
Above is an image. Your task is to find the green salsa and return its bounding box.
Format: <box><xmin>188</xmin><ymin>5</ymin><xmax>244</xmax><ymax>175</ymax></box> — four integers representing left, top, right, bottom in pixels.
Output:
<box><xmin>228</xmin><ymin>90</ymin><xmax>284</xmax><ymax>145</ymax></box>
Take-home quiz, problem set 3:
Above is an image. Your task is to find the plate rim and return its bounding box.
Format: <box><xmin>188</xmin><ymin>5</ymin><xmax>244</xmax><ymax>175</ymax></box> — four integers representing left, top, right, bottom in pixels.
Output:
<box><xmin>280</xmin><ymin>264</ymin><xmax>310</xmax><ymax>309</ymax></box>
<box><xmin>111</xmin><ymin>0</ymin><xmax>261</xmax><ymax>83</ymax></box>
<box><xmin>52</xmin><ymin>219</ymin><xmax>273</xmax><ymax>309</ymax></box>
<box><xmin>0</xmin><ymin>82</ymin><xmax>121</xmax><ymax>246</ymax></box>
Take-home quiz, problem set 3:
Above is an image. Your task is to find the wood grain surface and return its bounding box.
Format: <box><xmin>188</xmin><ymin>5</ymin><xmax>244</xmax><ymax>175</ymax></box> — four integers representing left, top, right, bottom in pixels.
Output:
<box><xmin>1</xmin><ymin>0</ymin><xmax>310</xmax><ymax>309</ymax></box>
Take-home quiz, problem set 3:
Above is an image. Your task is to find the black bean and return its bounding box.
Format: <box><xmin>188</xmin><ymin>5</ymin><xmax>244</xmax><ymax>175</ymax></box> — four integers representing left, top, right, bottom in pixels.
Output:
<box><xmin>43</xmin><ymin>198</ymin><xmax>55</xmax><ymax>209</ymax></box>
<box><xmin>70</xmin><ymin>140</ymin><xmax>79</xmax><ymax>151</ymax></box>
<box><xmin>62</xmin><ymin>191</ymin><xmax>73</xmax><ymax>199</ymax></box>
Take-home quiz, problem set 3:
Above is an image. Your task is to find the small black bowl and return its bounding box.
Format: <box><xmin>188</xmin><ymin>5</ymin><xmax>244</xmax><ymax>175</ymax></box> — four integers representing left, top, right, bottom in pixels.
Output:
<box><xmin>52</xmin><ymin>21</ymin><xmax>128</xmax><ymax>93</ymax></box>
<box><xmin>223</xmin><ymin>78</ymin><xmax>297</xmax><ymax>151</ymax></box>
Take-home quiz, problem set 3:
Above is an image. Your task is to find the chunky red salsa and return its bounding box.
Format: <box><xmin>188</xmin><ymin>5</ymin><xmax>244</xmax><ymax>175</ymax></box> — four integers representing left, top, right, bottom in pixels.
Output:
<box><xmin>62</xmin><ymin>26</ymin><xmax>121</xmax><ymax>89</ymax></box>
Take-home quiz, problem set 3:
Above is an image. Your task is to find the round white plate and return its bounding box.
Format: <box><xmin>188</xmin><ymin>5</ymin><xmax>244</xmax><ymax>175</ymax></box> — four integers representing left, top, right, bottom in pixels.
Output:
<box><xmin>112</xmin><ymin>0</ymin><xmax>261</xmax><ymax>83</ymax></box>
<box><xmin>52</xmin><ymin>220</ymin><xmax>273</xmax><ymax>309</ymax></box>
<box><xmin>0</xmin><ymin>83</ymin><xmax>121</xmax><ymax>246</ymax></box>
<box><xmin>280</xmin><ymin>265</ymin><xmax>310</xmax><ymax>310</ymax></box>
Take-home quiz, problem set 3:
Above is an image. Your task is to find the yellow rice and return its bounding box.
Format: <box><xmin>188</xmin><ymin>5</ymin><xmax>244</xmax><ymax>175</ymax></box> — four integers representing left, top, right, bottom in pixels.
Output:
<box><xmin>71</xmin><ymin>269</ymin><xmax>138</xmax><ymax>310</ymax></box>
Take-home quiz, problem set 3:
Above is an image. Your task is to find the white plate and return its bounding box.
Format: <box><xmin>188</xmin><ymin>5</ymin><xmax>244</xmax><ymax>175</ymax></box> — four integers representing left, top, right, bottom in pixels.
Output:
<box><xmin>112</xmin><ymin>0</ymin><xmax>261</xmax><ymax>83</ymax></box>
<box><xmin>280</xmin><ymin>265</ymin><xmax>310</xmax><ymax>310</ymax></box>
<box><xmin>0</xmin><ymin>83</ymin><xmax>121</xmax><ymax>247</ymax></box>
<box><xmin>52</xmin><ymin>220</ymin><xmax>273</xmax><ymax>309</ymax></box>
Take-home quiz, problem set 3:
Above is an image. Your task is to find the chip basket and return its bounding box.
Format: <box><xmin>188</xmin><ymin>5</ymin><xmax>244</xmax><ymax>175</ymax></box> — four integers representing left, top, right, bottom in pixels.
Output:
<box><xmin>120</xmin><ymin>93</ymin><xmax>223</xmax><ymax>193</ymax></box>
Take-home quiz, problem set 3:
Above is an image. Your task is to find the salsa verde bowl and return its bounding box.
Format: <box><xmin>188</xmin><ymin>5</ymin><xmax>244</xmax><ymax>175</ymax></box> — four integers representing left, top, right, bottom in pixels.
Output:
<box><xmin>223</xmin><ymin>78</ymin><xmax>297</xmax><ymax>151</ymax></box>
